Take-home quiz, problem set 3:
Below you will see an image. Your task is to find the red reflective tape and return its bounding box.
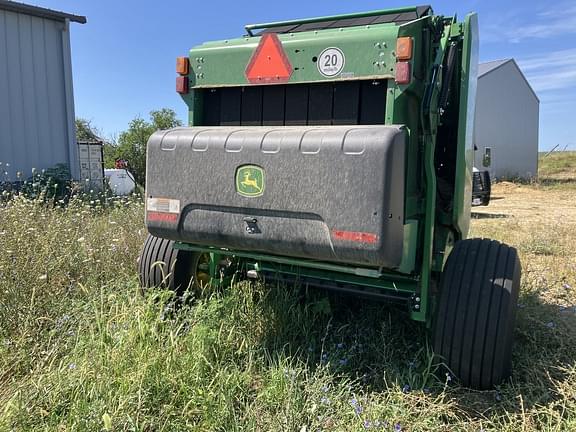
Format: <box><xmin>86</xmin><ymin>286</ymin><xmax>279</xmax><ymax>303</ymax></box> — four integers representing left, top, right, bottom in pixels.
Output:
<box><xmin>332</xmin><ymin>230</ymin><xmax>379</xmax><ymax>244</ymax></box>
<box><xmin>147</xmin><ymin>211</ymin><xmax>178</xmax><ymax>223</ymax></box>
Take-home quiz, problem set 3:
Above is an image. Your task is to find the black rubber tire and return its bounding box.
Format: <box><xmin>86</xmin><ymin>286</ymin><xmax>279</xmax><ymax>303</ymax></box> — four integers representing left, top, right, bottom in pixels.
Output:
<box><xmin>433</xmin><ymin>238</ymin><xmax>521</xmax><ymax>389</ymax></box>
<box><xmin>138</xmin><ymin>234</ymin><xmax>198</xmax><ymax>296</ymax></box>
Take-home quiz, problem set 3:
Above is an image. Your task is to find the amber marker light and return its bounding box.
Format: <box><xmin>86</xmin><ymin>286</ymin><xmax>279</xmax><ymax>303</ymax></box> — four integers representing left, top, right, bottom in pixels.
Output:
<box><xmin>396</xmin><ymin>37</ymin><xmax>413</xmax><ymax>61</ymax></box>
<box><xmin>176</xmin><ymin>56</ymin><xmax>189</xmax><ymax>75</ymax></box>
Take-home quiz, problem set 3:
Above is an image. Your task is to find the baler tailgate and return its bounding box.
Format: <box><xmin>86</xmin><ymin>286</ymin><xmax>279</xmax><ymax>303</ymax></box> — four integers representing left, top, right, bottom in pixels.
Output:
<box><xmin>146</xmin><ymin>125</ymin><xmax>405</xmax><ymax>268</ymax></box>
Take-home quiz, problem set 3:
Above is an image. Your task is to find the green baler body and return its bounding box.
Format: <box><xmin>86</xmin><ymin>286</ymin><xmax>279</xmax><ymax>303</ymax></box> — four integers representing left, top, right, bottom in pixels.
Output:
<box><xmin>153</xmin><ymin>5</ymin><xmax>478</xmax><ymax>323</ymax></box>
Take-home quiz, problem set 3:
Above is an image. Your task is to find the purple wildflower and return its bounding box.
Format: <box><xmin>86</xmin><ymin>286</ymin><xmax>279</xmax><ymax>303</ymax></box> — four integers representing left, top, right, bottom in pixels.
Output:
<box><xmin>350</xmin><ymin>398</ymin><xmax>363</xmax><ymax>415</ymax></box>
<box><xmin>394</xmin><ymin>423</ymin><xmax>402</xmax><ymax>431</ymax></box>
<box><xmin>402</xmin><ymin>384</ymin><xmax>411</xmax><ymax>394</ymax></box>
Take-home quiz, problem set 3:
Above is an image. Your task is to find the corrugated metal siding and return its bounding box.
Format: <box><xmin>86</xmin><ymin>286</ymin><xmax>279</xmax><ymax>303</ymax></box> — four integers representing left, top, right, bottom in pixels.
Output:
<box><xmin>0</xmin><ymin>9</ymin><xmax>78</xmax><ymax>180</ymax></box>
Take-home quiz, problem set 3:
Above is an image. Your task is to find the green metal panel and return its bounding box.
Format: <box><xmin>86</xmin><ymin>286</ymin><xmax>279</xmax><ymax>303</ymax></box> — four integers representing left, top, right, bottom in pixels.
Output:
<box><xmin>387</xmin><ymin>15</ymin><xmax>456</xmax><ymax>322</ymax></box>
<box><xmin>188</xmin><ymin>25</ymin><xmax>398</xmax><ymax>88</ymax></box>
<box><xmin>452</xmin><ymin>13</ymin><xmax>478</xmax><ymax>238</ymax></box>
<box><xmin>399</xmin><ymin>220</ymin><xmax>419</xmax><ymax>274</ymax></box>
<box><xmin>388</xmin><ymin>16</ymin><xmax>432</xmax><ymax>222</ymax></box>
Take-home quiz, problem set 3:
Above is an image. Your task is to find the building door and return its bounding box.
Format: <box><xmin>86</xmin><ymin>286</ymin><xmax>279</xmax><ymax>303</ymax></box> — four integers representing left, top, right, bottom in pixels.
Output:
<box><xmin>482</xmin><ymin>147</ymin><xmax>494</xmax><ymax>178</ymax></box>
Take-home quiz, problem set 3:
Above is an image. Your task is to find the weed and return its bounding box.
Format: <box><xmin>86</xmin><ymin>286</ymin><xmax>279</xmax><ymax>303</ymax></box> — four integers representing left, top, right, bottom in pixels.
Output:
<box><xmin>1</xmin><ymin>158</ymin><xmax>576</xmax><ymax>430</ymax></box>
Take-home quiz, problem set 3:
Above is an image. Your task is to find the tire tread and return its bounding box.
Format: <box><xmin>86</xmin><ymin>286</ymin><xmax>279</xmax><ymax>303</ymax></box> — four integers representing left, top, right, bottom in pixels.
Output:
<box><xmin>433</xmin><ymin>238</ymin><xmax>521</xmax><ymax>389</ymax></box>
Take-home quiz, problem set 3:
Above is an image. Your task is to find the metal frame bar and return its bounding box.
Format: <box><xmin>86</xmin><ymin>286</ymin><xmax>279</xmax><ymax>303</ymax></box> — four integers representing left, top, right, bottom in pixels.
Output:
<box><xmin>257</xmin><ymin>268</ymin><xmax>415</xmax><ymax>303</ymax></box>
<box><xmin>412</xmin><ymin>18</ymin><xmax>453</xmax><ymax>322</ymax></box>
<box><xmin>175</xmin><ymin>243</ymin><xmax>415</xmax><ymax>280</ymax></box>
<box><xmin>255</xmin><ymin>261</ymin><xmax>417</xmax><ymax>294</ymax></box>
<box><xmin>175</xmin><ymin>243</ymin><xmax>421</xmax><ymax>310</ymax></box>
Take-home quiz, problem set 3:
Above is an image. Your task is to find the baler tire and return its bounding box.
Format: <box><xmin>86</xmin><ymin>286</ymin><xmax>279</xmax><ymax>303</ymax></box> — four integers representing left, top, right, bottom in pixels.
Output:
<box><xmin>138</xmin><ymin>234</ymin><xmax>197</xmax><ymax>296</ymax></box>
<box><xmin>432</xmin><ymin>238</ymin><xmax>521</xmax><ymax>389</ymax></box>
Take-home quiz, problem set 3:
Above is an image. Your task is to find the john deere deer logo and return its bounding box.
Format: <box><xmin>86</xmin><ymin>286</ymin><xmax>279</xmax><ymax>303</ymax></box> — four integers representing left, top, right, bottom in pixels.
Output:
<box><xmin>236</xmin><ymin>165</ymin><xmax>265</xmax><ymax>197</ymax></box>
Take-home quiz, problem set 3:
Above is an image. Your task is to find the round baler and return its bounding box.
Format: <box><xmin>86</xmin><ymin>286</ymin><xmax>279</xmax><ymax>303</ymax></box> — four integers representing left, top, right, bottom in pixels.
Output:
<box><xmin>138</xmin><ymin>6</ymin><xmax>521</xmax><ymax>389</ymax></box>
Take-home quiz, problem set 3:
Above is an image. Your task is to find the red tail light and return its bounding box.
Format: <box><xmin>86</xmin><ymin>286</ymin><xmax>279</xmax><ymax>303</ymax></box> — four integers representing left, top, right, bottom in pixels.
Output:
<box><xmin>176</xmin><ymin>76</ymin><xmax>189</xmax><ymax>94</ymax></box>
<box><xmin>395</xmin><ymin>62</ymin><xmax>411</xmax><ymax>85</ymax></box>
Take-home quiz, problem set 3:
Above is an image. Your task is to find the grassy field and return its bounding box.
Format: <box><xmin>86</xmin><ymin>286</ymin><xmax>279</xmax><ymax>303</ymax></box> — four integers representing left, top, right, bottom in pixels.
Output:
<box><xmin>538</xmin><ymin>151</ymin><xmax>576</xmax><ymax>182</ymax></box>
<box><xmin>1</xmin><ymin>154</ymin><xmax>575</xmax><ymax>431</ymax></box>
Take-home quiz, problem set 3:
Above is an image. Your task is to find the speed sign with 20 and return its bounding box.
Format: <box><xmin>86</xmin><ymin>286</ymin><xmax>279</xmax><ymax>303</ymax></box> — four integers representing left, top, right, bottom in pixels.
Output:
<box><xmin>317</xmin><ymin>47</ymin><xmax>345</xmax><ymax>77</ymax></box>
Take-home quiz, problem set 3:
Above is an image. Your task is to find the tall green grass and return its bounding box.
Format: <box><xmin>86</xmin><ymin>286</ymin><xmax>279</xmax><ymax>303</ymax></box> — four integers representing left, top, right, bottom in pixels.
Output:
<box><xmin>539</xmin><ymin>151</ymin><xmax>576</xmax><ymax>178</ymax></box>
<box><xmin>1</xmin><ymin>185</ymin><xmax>576</xmax><ymax>430</ymax></box>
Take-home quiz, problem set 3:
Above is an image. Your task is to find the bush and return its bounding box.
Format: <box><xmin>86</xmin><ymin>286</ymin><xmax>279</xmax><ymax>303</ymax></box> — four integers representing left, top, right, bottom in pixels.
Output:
<box><xmin>17</xmin><ymin>164</ymin><xmax>73</xmax><ymax>203</ymax></box>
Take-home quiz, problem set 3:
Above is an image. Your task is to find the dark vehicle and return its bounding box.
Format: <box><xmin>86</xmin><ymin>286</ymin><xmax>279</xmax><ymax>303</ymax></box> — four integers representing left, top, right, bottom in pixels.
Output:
<box><xmin>472</xmin><ymin>167</ymin><xmax>491</xmax><ymax>206</ymax></box>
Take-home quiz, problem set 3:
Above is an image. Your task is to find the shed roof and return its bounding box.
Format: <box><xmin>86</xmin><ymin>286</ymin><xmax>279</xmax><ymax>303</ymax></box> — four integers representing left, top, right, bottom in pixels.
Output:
<box><xmin>0</xmin><ymin>0</ymin><xmax>86</xmax><ymax>23</ymax></box>
<box><xmin>479</xmin><ymin>58</ymin><xmax>539</xmax><ymax>103</ymax></box>
<box><xmin>479</xmin><ymin>59</ymin><xmax>510</xmax><ymax>77</ymax></box>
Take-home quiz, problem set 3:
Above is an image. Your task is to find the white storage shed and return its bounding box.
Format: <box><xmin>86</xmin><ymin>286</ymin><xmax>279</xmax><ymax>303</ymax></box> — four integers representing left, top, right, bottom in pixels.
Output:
<box><xmin>474</xmin><ymin>59</ymin><xmax>539</xmax><ymax>180</ymax></box>
<box><xmin>0</xmin><ymin>1</ymin><xmax>85</xmax><ymax>181</ymax></box>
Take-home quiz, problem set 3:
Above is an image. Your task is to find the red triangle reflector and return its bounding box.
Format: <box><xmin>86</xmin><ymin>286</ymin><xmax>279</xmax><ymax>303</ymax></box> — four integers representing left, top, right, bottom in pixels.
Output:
<box><xmin>245</xmin><ymin>33</ymin><xmax>293</xmax><ymax>84</ymax></box>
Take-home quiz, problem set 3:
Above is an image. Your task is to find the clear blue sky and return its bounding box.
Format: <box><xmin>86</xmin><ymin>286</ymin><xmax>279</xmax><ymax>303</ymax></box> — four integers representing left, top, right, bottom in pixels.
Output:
<box><xmin>31</xmin><ymin>0</ymin><xmax>576</xmax><ymax>150</ymax></box>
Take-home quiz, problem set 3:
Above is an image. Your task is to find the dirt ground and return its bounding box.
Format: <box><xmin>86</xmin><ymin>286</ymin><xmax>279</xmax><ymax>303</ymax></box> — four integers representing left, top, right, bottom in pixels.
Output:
<box><xmin>470</xmin><ymin>180</ymin><xmax>576</xmax><ymax>310</ymax></box>
<box><xmin>472</xmin><ymin>182</ymin><xmax>576</xmax><ymax>223</ymax></box>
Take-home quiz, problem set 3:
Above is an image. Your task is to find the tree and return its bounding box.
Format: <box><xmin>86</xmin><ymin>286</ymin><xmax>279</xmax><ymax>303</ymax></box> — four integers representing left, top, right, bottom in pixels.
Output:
<box><xmin>115</xmin><ymin>109</ymin><xmax>182</xmax><ymax>185</ymax></box>
<box><xmin>75</xmin><ymin>118</ymin><xmax>101</xmax><ymax>142</ymax></box>
<box><xmin>102</xmin><ymin>140</ymin><xmax>119</xmax><ymax>170</ymax></box>
<box><xmin>76</xmin><ymin>118</ymin><xmax>117</xmax><ymax>169</ymax></box>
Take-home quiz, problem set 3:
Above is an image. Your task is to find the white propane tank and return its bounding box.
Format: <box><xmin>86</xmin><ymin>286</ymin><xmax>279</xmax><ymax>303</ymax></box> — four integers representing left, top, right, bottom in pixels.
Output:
<box><xmin>104</xmin><ymin>169</ymin><xmax>136</xmax><ymax>196</ymax></box>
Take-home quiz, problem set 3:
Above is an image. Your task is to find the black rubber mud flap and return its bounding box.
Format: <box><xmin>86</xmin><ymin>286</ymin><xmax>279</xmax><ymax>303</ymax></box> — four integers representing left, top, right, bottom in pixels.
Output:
<box><xmin>433</xmin><ymin>238</ymin><xmax>521</xmax><ymax>389</ymax></box>
<box><xmin>138</xmin><ymin>234</ymin><xmax>196</xmax><ymax>296</ymax></box>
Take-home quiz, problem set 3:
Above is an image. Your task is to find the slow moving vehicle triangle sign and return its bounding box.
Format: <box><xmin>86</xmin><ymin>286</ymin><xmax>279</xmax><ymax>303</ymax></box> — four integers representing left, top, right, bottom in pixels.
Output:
<box><xmin>245</xmin><ymin>33</ymin><xmax>293</xmax><ymax>84</ymax></box>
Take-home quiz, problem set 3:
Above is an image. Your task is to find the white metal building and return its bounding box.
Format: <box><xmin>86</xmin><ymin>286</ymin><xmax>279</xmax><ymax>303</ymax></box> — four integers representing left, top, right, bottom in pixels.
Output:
<box><xmin>0</xmin><ymin>1</ymin><xmax>85</xmax><ymax>181</ymax></box>
<box><xmin>474</xmin><ymin>59</ymin><xmax>539</xmax><ymax>180</ymax></box>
